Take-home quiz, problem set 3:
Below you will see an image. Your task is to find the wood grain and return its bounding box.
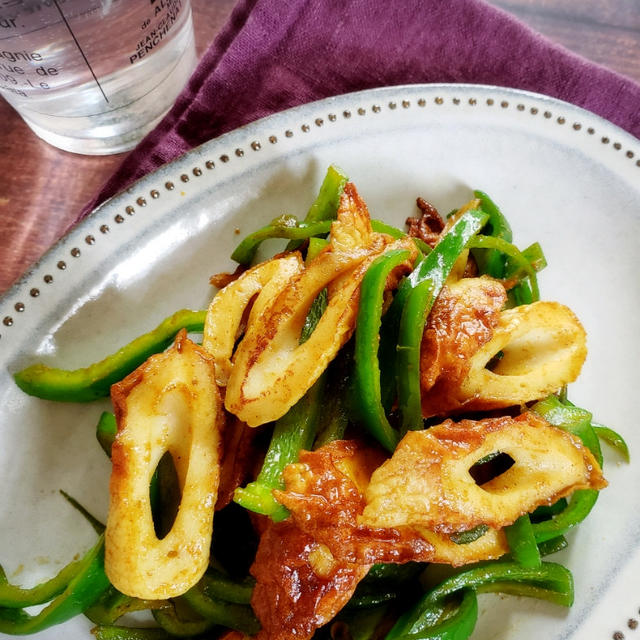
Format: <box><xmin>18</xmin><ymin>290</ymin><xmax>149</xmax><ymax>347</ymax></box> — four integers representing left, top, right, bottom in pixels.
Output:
<box><xmin>0</xmin><ymin>0</ymin><xmax>236</xmax><ymax>294</ymax></box>
<box><xmin>0</xmin><ymin>0</ymin><xmax>638</xmax><ymax>294</ymax></box>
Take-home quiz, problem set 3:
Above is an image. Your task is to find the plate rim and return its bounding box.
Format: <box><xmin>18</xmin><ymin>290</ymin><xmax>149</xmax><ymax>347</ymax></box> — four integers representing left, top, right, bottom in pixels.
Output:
<box><xmin>2</xmin><ymin>82</ymin><xmax>639</xmax><ymax>309</ymax></box>
<box><xmin>1</xmin><ymin>81</ymin><xmax>639</xmax><ymax>640</ymax></box>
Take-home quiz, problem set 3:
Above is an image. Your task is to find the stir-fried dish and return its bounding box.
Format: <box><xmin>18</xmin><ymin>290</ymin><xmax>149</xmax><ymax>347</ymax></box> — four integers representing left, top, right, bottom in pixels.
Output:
<box><xmin>3</xmin><ymin>166</ymin><xmax>629</xmax><ymax>640</ymax></box>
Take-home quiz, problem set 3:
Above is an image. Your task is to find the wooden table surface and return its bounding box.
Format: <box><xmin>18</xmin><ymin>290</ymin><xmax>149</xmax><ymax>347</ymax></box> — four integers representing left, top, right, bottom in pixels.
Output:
<box><xmin>0</xmin><ymin>0</ymin><xmax>638</xmax><ymax>295</ymax></box>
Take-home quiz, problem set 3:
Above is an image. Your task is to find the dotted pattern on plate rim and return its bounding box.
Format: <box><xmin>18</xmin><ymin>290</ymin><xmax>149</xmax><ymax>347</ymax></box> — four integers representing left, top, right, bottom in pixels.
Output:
<box><xmin>1</xmin><ymin>92</ymin><xmax>638</xmax><ymax>340</ymax></box>
<box><xmin>613</xmin><ymin>611</ymin><xmax>640</xmax><ymax>639</ymax></box>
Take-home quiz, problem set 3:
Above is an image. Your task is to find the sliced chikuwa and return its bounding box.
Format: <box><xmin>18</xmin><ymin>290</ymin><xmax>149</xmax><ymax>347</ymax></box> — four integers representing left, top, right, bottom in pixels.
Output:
<box><xmin>362</xmin><ymin>413</ymin><xmax>606</xmax><ymax>534</ymax></box>
<box><xmin>106</xmin><ymin>331</ymin><xmax>222</xmax><ymax>599</ymax></box>
<box><xmin>275</xmin><ymin>441</ymin><xmax>509</xmax><ymax>567</ymax></box>
<box><xmin>225</xmin><ymin>183</ymin><xmax>416</xmax><ymax>427</ymax></box>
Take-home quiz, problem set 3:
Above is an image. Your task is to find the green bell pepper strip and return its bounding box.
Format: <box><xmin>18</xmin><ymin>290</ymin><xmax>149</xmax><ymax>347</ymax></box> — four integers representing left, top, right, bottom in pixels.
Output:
<box><xmin>335</xmin><ymin>605</ymin><xmax>394</xmax><ymax>640</ymax></box>
<box><xmin>313</xmin><ymin>350</ymin><xmax>351</xmax><ymax>448</ymax></box>
<box><xmin>530</xmin><ymin>397</ymin><xmax>602</xmax><ymax>543</ymax></box>
<box><xmin>387</xmin><ymin>561</ymin><xmax>572</xmax><ymax>640</ymax></box>
<box><xmin>515</xmin><ymin>241</ymin><xmax>547</xmax><ymax>274</ymax></box>
<box><xmin>197</xmin><ymin>570</ymin><xmax>254</xmax><ymax>605</ymax></box>
<box><xmin>537</xmin><ymin>535</ymin><xmax>568</xmax><ymax>557</ymax></box>
<box><xmin>92</xmin><ymin>626</ymin><xmax>173</xmax><ymax>640</ymax></box>
<box><xmin>393</xmin><ymin>209</ymin><xmax>489</xmax><ymax>433</ymax></box>
<box><xmin>449</xmin><ymin>525</ymin><xmax>489</xmax><ymax>545</ymax></box>
<box><xmin>96</xmin><ymin>411</ymin><xmax>118</xmax><ymax>458</ymax></box>
<box><xmin>387</xmin><ymin>589</ymin><xmax>478</xmax><ymax>640</ymax></box>
<box><xmin>404</xmin><ymin>211</ymin><xmax>488</xmax><ymax>291</ymax></box>
<box><xmin>0</xmin><ymin>535</ymin><xmax>110</xmax><ymax>635</ymax></box>
<box><xmin>378</xmin><ymin>209</ymin><xmax>485</xmax><ymax>412</ymax></box>
<box><xmin>181</xmin><ymin>586</ymin><xmax>260</xmax><ymax>634</ymax></box>
<box><xmin>14</xmin><ymin>309</ymin><xmax>207</xmax><ymax>402</ymax></box>
<box><xmin>471</xmin><ymin>189</ymin><xmax>513</xmax><ymax>278</ymax></box>
<box><xmin>346</xmin><ymin>589</ymin><xmax>400</xmax><ymax>609</ymax></box>
<box><xmin>232</xmin><ymin>215</ymin><xmax>419</xmax><ymax>267</ymax></box>
<box><xmin>530</xmin><ymin>498</ymin><xmax>568</xmax><ymax>523</ymax></box>
<box><xmin>300</xmin><ymin>288</ymin><xmax>328</xmax><ymax>342</ymax></box>
<box><xmin>152</xmin><ymin>604</ymin><xmax>214</xmax><ymax>638</ymax></box>
<box><xmin>593</xmin><ymin>423</ymin><xmax>630</xmax><ymax>462</ymax></box>
<box><xmin>233</xmin><ymin>372</ymin><xmax>326</xmax><ymax>521</ymax></box>
<box><xmin>60</xmin><ymin>490</ymin><xmax>105</xmax><ymax>535</ymax></box>
<box><xmin>232</xmin><ymin>165</ymin><xmax>348</xmax><ymax>262</ymax></box>
<box><xmin>365</xmin><ymin>562</ymin><xmax>423</xmax><ymax>583</ymax></box>
<box><xmin>232</xmin><ymin>217</ymin><xmax>334</xmax><ymax>264</ymax></box>
<box><xmin>233</xmin><ymin>288</ymin><xmax>329</xmax><ymax>520</ymax></box>
<box><xmin>396</xmin><ymin>279</ymin><xmax>435</xmax><ymax>433</ymax></box>
<box><xmin>504</xmin><ymin>515</ymin><xmax>541</xmax><ymax>568</ymax></box>
<box><xmin>352</xmin><ymin>249</ymin><xmax>412</xmax><ymax>451</ymax></box>
<box><xmin>286</xmin><ymin>165</ymin><xmax>349</xmax><ymax>251</ymax></box>
<box><xmin>313</xmin><ymin>396</ymin><xmax>349</xmax><ymax>448</ymax></box>
<box><xmin>306</xmin><ymin>236</ymin><xmax>329</xmax><ymax>262</ymax></box>
<box><xmin>504</xmin><ymin>241</ymin><xmax>547</xmax><ymax>307</ymax></box>
<box><xmin>347</xmin><ymin>562</ymin><xmax>424</xmax><ymax>610</ymax></box>
<box><xmin>532</xmin><ymin>396</ymin><xmax>602</xmax><ymax>464</ymax></box>
<box><xmin>0</xmin><ymin>560</ymin><xmax>83</xmax><ymax>609</ymax></box>
<box><xmin>532</xmin><ymin>490</ymin><xmax>598</xmax><ymax>544</ymax></box>
<box><xmin>0</xmin><ymin>495</ymin><xmax>104</xmax><ymax>608</ymax></box>
<box><xmin>85</xmin><ymin>586</ymin><xmax>166</xmax><ymax>626</ymax></box>
<box><xmin>466</xmin><ymin>235</ymin><xmax>540</xmax><ymax>302</ymax></box>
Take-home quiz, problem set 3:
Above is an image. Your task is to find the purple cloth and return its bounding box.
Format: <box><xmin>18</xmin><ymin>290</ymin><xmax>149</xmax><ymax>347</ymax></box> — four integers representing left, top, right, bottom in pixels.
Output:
<box><xmin>81</xmin><ymin>0</ymin><xmax>640</xmax><ymax>219</ymax></box>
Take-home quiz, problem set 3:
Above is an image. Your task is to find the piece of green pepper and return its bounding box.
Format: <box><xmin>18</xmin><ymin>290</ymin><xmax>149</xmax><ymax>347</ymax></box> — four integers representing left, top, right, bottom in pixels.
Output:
<box><xmin>466</xmin><ymin>235</ymin><xmax>540</xmax><ymax>301</ymax></box>
<box><xmin>234</xmin><ymin>288</ymin><xmax>329</xmax><ymax>520</ymax></box>
<box><xmin>233</xmin><ymin>372</ymin><xmax>326</xmax><ymax>521</ymax></box>
<box><xmin>14</xmin><ymin>309</ymin><xmax>206</xmax><ymax>402</ymax></box>
<box><xmin>181</xmin><ymin>584</ymin><xmax>260</xmax><ymax>634</ymax></box>
<box><xmin>232</xmin><ymin>217</ymin><xmax>334</xmax><ymax>265</ymax></box>
<box><xmin>196</xmin><ymin>569</ymin><xmax>254</xmax><ymax>605</ymax></box>
<box><xmin>471</xmin><ymin>189</ymin><xmax>513</xmax><ymax>278</ymax></box>
<box><xmin>530</xmin><ymin>396</ymin><xmax>602</xmax><ymax>543</ymax></box>
<box><xmin>286</xmin><ymin>165</ymin><xmax>349</xmax><ymax>251</ymax></box>
<box><xmin>92</xmin><ymin>626</ymin><xmax>172</xmax><ymax>640</ymax></box>
<box><xmin>532</xmin><ymin>396</ymin><xmax>602</xmax><ymax>464</ymax></box>
<box><xmin>232</xmin><ymin>165</ymin><xmax>348</xmax><ymax>263</ymax></box>
<box><xmin>152</xmin><ymin>602</ymin><xmax>214</xmax><ymax>637</ymax></box>
<box><xmin>370</xmin><ymin>209</ymin><xmax>487</xmax><ymax>437</ymax></box>
<box><xmin>0</xmin><ymin>535</ymin><xmax>110</xmax><ymax>635</ymax></box>
<box><xmin>346</xmin><ymin>562</ymin><xmax>424</xmax><ymax>611</ymax></box>
<box><xmin>387</xmin><ymin>561</ymin><xmax>573</xmax><ymax>640</ymax></box>
<box><xmin>449</xmin><ymin>525</ymin><xmax>489</xmax><ymax>545</ymax></box>
<box><xmin>0</xmin><ymin>560</ymin><xmax>83</xmax><ymax>609</ymax></box>
<box><xmin>394</xmin><ymin>209</ymin><xmax>489</xmax><ymax>432</ymax></box>
<box><xmin>231</xmin><ymin>214</ymin><xmax>419</xmax><ymax>267</ymax></box>
<box><xmin>85</xmin><ymin>585</ymin><xmax>166</xmax><ymax>626</ymax></box>
<box><xmin>593</xmin><ymin>423</ymin><xmax>630</xmax><ymax>462</ymax></box>
<box><xmin>96</xmin><ymin>411</ymin><xmax>117</xmax><ymax>458</ymax></box>
<box><xmin>313</xmin><ymin>346</ymin><xmax>352</xmax><ymax>449</ymax></box>
<box><xmin>537</xmin><ymin>536</ymin><xmax>568</xmax><ymax>557</ymax></box>
<box><xmin>352</xmin><ymin>248</ymin><xmax>412</xmax><ymax>451</ymax></box>
<box><xmin>387</xmin><ymin>589</ymin><xmax>478</xmax><ymax>640</ymax></box>
<box><xmin>504</xmin><ymin>515</ymin><xmax>541</xmax><ymax>568</ymax></box>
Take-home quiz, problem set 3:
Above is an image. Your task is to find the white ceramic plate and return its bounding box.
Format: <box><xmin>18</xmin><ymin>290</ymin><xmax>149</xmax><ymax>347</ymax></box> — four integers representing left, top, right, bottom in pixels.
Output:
<box><xmin>1</xmin><ymin>84</ymin><xmax>638</xmax><ymax>640</ymax></box>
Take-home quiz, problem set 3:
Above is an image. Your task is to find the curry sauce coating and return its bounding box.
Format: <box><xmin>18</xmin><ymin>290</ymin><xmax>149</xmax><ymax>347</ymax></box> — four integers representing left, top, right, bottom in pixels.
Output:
<box><xmin>250</xmin><ymin>521</ymin><xmax>370</xmax><ymax>640</ymax></box>
<box><xmin>274</xmin><ymin>440</ymin><xmax>511</xmax><ymax>567</ymax></box>
<box><xmin>420</xmin><ymin>276</ymin><xmax>507</xmax><ymax>417</ymax></box>
<box><xmin>274</xmin><ymin>441</ymin><xmax>434</xmax><ymax>565</ymax></box>
<box><xmin>362</xmin><ymin>413</ymin><xmax>606</xmax><ymax>535</ymax></box>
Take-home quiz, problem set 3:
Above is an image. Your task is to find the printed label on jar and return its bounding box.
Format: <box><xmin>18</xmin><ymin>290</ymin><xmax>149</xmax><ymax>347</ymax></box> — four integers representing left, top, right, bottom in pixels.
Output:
<box><xmin>0</xmin><ymin>0</ymin><xmax>189</xmax><ymax>101</ymax></box>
